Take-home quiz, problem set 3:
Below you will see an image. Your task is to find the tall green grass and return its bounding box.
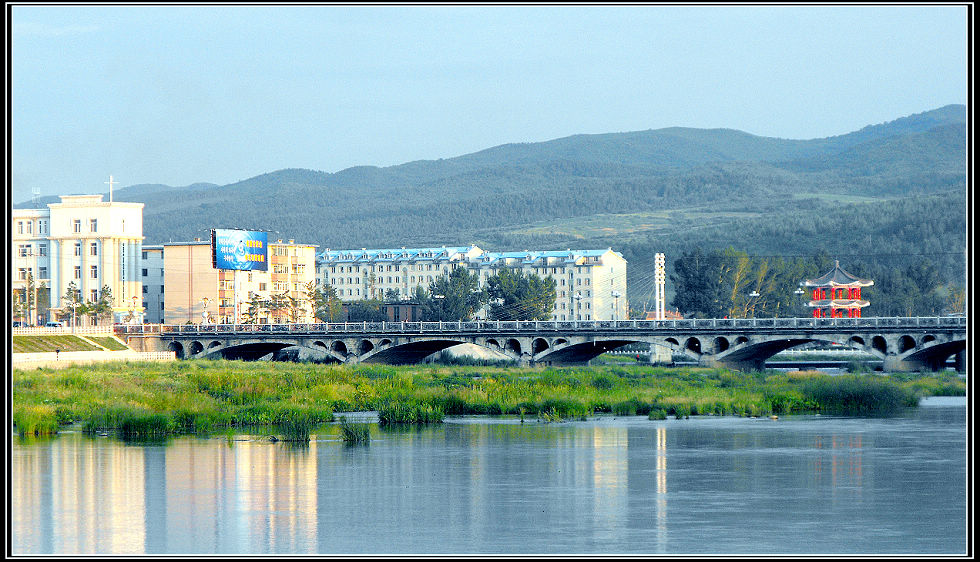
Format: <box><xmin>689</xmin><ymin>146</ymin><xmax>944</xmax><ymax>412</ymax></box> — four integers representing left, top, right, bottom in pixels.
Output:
<box><xmin>11</xmin><ymin>360</ymin><xmax>962</xmax><ymax>438</ymax></box>
<box><xmin>339</xmin><ymin>416</ymin><xmax>371</xmax><ymax>444</ymax></box>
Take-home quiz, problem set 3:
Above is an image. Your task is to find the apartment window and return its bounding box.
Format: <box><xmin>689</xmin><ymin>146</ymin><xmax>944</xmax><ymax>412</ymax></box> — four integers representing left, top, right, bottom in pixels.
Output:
<box><xmin>17</xmin><ymin>221</ymin><xmax>23</xmax><ymax>234</ymax></box>
<box><xmin>259</xmin><ymin>283</ymin><xmax>267</xmax><ymax>291</ymax></box>
<box><xmin>26</xmin><ymin>221</ymin><xmax>33</xmax><ymax>234</ymax></box>
<box><xmin>142</xmin><ymin>286</ymin><xmax>148</xmax><ymax>294</ymax></box>
<box><xmin>38</xmin><ymin>244</ymin><xmax>47</xmax><ymax>257</ymax></box>
<box><xmin>90</xmin><ymin>242</ymin><xmax>98</xmax><ymax>256</ymax></box>
<box><xmin>74</xmin><ymin>243</ymin><xmax>81</xmax><ymax>256</ymax></box>
<box><xmin>160</xmin><ymin>285</ymin><xmax>164</xmax><ymax>293</ymax></box>
<box><xmin>74</xmin><ymin>266</ymin><xmax>81</xmax><ymax>279</ymax></box>
<box><xmin>18</xmin><ymin>268</ymin><xmax>27</xmax><ymax>280</ymax></box>
<box><xmin>90</xmin><ymin>219</ymin><xmax>97</xmax><ymax>232</ymax></box>
<box><xmin>248</xmin><ymin>273</ymin><xmax>253</xmax><ymax>282</ymax></box>
<box><xmin>90</xmin><ymin>265</ymin><xmax>98</xmax><ymax>279</ymax></box>
<box><xmin>90</xmin><ymin>289</ymin><xmax>99</xmax><ymax>302</ymax></box>
<box><xmin>142</xmin><ymin>269</ymin><xmax>148</xmax><ymax>277</ymax></box>
<box><xmin>18</xmin><ymin>245</ymin><xmax>30</xmax><ymax>257</ymax></box>
<box><xmin>142</xmin><ymin>251</ymin><xmax>148</xmax><ymax>259</ymax></box>
<box><xmin>73</xmin><ymin>220</ymin><xmax>81</xmax><ymax>233</ymax></box>
<box><xmin>39</xmin><ymin>267</ymin><xmax>47</xmax><ymax>278</ymax></box>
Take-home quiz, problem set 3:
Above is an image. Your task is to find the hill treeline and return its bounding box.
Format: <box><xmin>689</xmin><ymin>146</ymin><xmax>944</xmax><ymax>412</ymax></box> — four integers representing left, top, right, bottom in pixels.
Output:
<box><xmin>16</xmin><ymin>105</ymin><xmax>967</xmax><ymax>316</ymax></box>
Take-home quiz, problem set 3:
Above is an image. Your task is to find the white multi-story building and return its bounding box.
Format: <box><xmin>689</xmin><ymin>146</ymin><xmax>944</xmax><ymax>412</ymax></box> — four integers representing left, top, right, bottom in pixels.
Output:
<box><xmin>317</xmin><ymin>246</ymin><xmax>628</xmax><ymax>321</ymax></box>
<box><xmin>11</xmin><ymin>193</ymin><xmax>144</xmax><ymax>325</ymax></box>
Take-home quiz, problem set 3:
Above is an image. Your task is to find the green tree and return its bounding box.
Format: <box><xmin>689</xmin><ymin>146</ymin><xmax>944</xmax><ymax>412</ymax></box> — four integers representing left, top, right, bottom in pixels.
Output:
<box><xmin>62</xmin><ymin>281</ymin><xmax>84</xmax><ymax>326</ymax></box>
<box><xmin>241</xmin><ymin>292</ymin><xmax>269</xmax><ymax>324</ymax></box>
<box><xmin>670</xmin><ymin>247</ymin><xmax>725</xmax><ymax>318</ymax></box>
<box><xmin>346</xmin><ymin>298</ymin><xmax>385</xmax><ymax>322</ymax></box>
<box><xmin>485</xmin><ymin>268</ymin><xmax>557</xmax><ymax>321</ymax></box>
<box><xmin>85</xmin><ymin>285</ymin><xmax>114</xmax><ymax>326</ymax></box>
<box><xmin>425</xmin><ymin>267</ymin><xmax>488</xmax><ymax>321</ymax></box>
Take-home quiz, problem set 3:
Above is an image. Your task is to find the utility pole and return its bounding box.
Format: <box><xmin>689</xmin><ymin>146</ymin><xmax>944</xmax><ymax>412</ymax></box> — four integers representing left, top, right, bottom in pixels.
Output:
<box><xmin>654</xmin><ymin>253</ymin><xmax>666</xmax><ymax>320</ymax></box>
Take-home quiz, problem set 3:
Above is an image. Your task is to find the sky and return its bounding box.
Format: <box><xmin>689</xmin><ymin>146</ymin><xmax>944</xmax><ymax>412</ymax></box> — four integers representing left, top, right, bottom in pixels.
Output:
<box><xmin>8</xmin><ymin>4</ymin><xmax>970</xmax><ymax>202</ymax></box>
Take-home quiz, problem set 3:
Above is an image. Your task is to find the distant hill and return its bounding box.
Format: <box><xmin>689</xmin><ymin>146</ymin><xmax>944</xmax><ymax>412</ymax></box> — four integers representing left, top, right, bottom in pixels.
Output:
<box><xmin>14</xmin><ymin>104</ymin><xmax>967</xmax><ymax>298</ymax></box>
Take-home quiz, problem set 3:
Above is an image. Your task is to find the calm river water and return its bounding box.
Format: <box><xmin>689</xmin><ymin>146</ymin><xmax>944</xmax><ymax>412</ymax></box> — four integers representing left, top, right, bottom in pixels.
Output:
<box><xmin>10</xmin><ymin>397</ymin><xmax>967</xmax><ymax>556</ymax></box>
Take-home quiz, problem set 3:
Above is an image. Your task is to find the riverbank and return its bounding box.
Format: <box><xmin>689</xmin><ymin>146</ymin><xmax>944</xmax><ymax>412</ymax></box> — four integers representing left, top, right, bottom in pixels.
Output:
<box><xmin>11</xmin><ymin>360</ymin><xmax>966</xmax><ymax>438</ymax></box>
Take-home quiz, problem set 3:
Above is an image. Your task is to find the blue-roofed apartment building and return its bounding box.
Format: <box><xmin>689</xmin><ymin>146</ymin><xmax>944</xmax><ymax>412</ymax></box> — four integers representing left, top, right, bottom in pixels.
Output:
<box><xmin>316</xmin><ymin>245</ymin><xmax>628</xmax><ymax>321</ymax></box>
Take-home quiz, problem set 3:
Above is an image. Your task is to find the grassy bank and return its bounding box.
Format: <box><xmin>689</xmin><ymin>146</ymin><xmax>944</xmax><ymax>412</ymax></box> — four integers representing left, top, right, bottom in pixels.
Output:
<box><xmin>11</xmin><ymin>360</ymin><xmax>965</xmax><ymax>438</ymax></box>
<box><xmin>12</xmin><ymin>335</ymin><xmax>104</xmax><ymax>353</ymax></box>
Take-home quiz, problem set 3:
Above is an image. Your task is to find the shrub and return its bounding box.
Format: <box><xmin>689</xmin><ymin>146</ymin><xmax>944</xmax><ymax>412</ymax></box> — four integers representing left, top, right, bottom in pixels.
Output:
<box><xmin>338</xmin><ymin>416</ymin><xmax>371</xmax><ymax>444</ymax></box>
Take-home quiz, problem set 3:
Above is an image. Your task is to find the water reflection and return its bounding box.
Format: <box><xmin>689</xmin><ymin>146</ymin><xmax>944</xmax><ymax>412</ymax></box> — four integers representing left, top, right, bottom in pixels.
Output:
<box><xmin>10</xmin><ymin>404</ymin><xmax>968</xmax><ymax>555</ymax></box>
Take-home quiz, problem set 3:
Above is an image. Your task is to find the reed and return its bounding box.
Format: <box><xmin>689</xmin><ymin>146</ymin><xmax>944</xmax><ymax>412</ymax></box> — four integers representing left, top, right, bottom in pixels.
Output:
<box><xmin>12</xmin><ymin>360</ymin><xmax>963</xmax><ymax>438</ymax></box>
<box><xmin>376</xmin><ymin>400</ymin><xmax>444</xmax><ymax>425</ymax></box>
<box><xmin>12</xmin><ymin>405</ymin><xmax>60</xmax><ymax>436</ymax></box>
<box><xmin>799</xmin><ymin>375</ymin><xmax>918</xmax><ymax>415</ymax></box>
<box><xmin>338</xmin><ymin>416</ymin><xmax>371</xmax><ymax>444</ymax></box>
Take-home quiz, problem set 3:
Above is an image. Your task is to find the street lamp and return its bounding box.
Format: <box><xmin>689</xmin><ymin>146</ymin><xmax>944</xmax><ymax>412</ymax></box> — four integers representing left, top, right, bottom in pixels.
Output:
<box><xmin>129</xmin><ymin>295</ymin><xmax>139</xmax><ymax>324</ymax></box>
<box><xmin>574</xmin><ymin>291</ymin><xmax>583</xmax><ymax>325</ymax></box>
<box><xmin>747</xmin><ymin>291</ymin><xmax>761</xmax><ymax>318</ymax></box>
<box><xmin>611</xmin><ymin>290</ymin><xmax>622</xmax><ymax>321</ymax></box>
<box><xmin>794</xmin><ymin>287</ymin><xmax>806</xmax><ymax>318</ymax></box>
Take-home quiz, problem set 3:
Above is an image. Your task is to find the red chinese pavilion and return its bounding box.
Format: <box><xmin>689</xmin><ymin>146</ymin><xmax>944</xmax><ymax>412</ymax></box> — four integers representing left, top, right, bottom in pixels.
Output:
<box><xmin>802</xmin><ymin>260</ymin><xmax>873</xmax><ymax>318</ymax></box>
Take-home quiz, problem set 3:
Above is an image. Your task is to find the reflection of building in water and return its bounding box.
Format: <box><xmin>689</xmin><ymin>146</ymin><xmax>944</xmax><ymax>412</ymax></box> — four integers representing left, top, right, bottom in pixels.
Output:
<box><xmin>813</xmin><ymin>434</ymin><xmax>864</xmax><ymax>497</ymax></box>
<box><xmin>11</xmin><ymin>435</ymin><xmax>147</xmax><ymax>554</ymax></box>
<box><xmin>161</xmin><ymin>438</ymin><xmax>241</xmax><ymax>552</ymax></box>
<box><xmin>589</xmin><ymin>426</ymin><xmax>629</xmax><ymax>536</ymax></box>
<box><xmin>234</xmin><ymin>440</ymin><xmax>318</xmax><ymax>553</ymax></box>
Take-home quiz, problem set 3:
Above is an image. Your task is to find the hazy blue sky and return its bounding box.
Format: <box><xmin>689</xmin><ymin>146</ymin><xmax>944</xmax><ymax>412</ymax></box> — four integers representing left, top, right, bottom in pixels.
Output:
<box><xmin>10</xmin><ymin>4</ymin><xmax>969</xmax><ymax>201</ymax></box>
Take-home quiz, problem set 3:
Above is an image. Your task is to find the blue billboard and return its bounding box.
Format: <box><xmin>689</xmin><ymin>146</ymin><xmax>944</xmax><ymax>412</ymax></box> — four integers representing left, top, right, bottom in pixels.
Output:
<box><xmin>211</xmin><ymin>229</ymin><xmax>268</xmax><ymax>271</ymax></box>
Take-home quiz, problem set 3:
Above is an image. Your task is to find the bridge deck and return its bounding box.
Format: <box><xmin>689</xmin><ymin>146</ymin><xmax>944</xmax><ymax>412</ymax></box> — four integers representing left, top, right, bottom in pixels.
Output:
<box><xmin>116</xmin><ymin>316</ymin><xmax>966</xmax><ymax>337</ymax></box>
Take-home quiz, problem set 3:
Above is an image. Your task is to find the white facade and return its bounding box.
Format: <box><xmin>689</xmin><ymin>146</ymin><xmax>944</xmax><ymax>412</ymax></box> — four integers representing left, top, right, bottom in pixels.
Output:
<box><xmin>11</xmin><ymin>194</ymin><xmax>144</xmax><ymax>325</ymax></box>
<box><xmin>317</xmin><ymin>246</ymin><xmax>628</xmax><ymax>321</ymax></box>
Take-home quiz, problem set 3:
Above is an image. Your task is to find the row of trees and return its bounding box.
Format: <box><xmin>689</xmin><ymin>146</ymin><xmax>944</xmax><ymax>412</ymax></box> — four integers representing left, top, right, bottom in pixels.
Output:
<box><xmin>330</xmin><ymin>268</ymin><xmax>559</xmax><ymax>323</ymax></box>
<box><xmin>670</xmin><ymin>246</ymin><xmax>965</xmax><ymax>319</ymax></box>
<box><xmin>11</xmin><ymin>272</ymin><xmax>49</xmax><ymax>324</ymax></box>
<box><xmin>57</xmin><ymin>281</ymin><xmax>118</xmax><ymax>326</ymax></box>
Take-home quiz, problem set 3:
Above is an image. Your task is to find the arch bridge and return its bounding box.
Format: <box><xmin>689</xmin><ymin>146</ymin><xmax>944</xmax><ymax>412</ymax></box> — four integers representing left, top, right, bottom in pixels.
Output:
<box><xmin>116</xmin><ymin>316</ymin><xmax>967</xmax><ymax>373</ymax></box>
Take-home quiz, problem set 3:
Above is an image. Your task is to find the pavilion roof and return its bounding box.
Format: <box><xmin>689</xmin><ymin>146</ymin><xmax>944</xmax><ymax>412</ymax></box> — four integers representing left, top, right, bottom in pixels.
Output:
<box><xmin>802</xmin><ymin>260</ymin><xmax>874</xmax><ymax>288</ymax></box>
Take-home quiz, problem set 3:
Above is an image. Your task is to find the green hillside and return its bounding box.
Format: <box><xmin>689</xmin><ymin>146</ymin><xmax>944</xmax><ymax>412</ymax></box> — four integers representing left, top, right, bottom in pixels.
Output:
<box><xmin>14</xmin><ymin>105</ymin><xmax>967</xmax><ymax>315</ymax></box>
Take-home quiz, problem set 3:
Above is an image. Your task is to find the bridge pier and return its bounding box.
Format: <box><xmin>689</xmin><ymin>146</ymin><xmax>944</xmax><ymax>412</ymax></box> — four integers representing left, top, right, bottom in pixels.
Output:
<box><xmin>955</xmin><ymin>350</ymin><xmax>967</xmax><ymax>373</ymax></box>
<box><xmin>648</xmin><ymin>344</ymin><xmax>673</xmax><ymax>365</ymax></box>
<box><xmin>883</xmin><ymin>355</ymin><xmax>944</xmax><ymax>373</ymax></box>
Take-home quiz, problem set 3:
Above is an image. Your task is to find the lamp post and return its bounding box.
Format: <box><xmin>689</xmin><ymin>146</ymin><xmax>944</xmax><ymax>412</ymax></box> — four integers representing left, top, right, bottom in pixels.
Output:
<box><xmin>201</xmin><ymin>296</ymin><xmax>211</xmax><ymax>324</ymax></box>
<box><xmin>748</xmin><ymin>290</ymin><xmax>760</xmax><ymax>318</ymax></box>
<box><xmin>794</xmin><ymin>287</ymin><xmax>806</xmax><ymax>318</ymax></box>
<box><xmin>574</xmin><ymin>291</ymin><xmax>583</xmax><ymax>326</ymax></box>
<box><xmin>611</xmin><ymin>290</ymin><xmax>622</xmax><ymax>321</ymax></box>
<box><xmin>129</xmin><ymin>295</ymin><xmax>139</xmax><ymax>324</ymax></box>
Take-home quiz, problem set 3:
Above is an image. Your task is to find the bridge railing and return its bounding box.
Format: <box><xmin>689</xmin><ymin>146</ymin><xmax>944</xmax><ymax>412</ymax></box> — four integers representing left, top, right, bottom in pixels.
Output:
<box><xmin>113</xmin><ymin>315</ymin><xmax>965</xmax><ymax>336</ymax></box>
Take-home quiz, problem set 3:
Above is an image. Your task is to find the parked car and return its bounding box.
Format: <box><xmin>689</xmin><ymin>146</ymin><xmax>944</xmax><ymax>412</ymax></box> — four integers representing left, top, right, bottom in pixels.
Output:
<box><xmin>12</xmin><ymin>321</ymin><xmax>30</xmax><ymax>327</ymax></box>
<box><xmin>44</xmin><ymin>321</ymin><xmax>64</xmax><ymax>328</ymax></box>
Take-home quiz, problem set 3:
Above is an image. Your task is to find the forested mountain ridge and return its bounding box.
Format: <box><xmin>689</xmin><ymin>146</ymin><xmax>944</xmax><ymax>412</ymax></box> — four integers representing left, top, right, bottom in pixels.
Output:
<box><xmin>15</xmin><ymin>105</ymin><xmax>967</xmax><ymax>314</ymax></box>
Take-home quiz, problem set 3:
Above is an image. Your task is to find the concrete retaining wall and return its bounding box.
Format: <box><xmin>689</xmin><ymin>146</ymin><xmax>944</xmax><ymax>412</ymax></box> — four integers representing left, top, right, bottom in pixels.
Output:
<box><xmin>12</xmin><ymin>350</ymin><xmax>176</xmax><ymax>370</ymax></box>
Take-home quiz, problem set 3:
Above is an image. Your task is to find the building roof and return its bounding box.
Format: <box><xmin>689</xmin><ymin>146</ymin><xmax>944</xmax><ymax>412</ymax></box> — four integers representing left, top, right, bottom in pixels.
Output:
<box><xmin>802</xmin><ymin>260</ymin><xmax>874</xmax><ymax>288</ymax></box>
<box><xmin>317</xmin><ymin>246</ymin><xmax>625</xmax><ymax>266</ymax></box>
<box><xmin>806</xmin><ymin>299</ymin><xmax>870</xmax><ymax>308</ymax></box>
<box><xmin>319</xmin><ymin>245</ymin><xmax>481</xmax><ymax>263</ymax></box>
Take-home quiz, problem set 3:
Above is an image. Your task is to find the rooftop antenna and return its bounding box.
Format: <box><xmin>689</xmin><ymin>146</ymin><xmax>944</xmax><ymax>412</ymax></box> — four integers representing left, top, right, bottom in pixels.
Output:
<box><xmin>105</xmin><ymin>175</ymin><xmax>117</xmax><ymax>203</ymax></box>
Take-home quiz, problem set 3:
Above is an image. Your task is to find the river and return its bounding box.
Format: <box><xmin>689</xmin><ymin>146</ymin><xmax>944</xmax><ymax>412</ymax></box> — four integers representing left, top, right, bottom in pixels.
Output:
<box><xmin>10</xmin><ymin>397</ymin><xmax>967</xmax><ymax>555</ymax></box>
